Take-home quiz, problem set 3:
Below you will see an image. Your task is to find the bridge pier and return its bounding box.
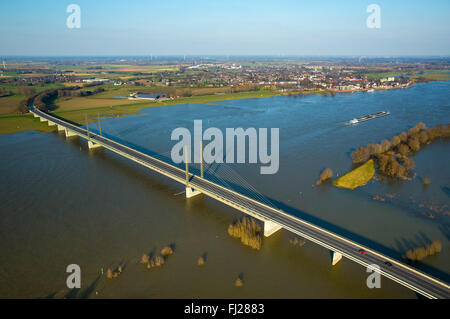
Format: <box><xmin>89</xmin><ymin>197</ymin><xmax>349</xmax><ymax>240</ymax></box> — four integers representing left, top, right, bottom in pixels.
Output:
<box><xmin>88</xmin><ymin>140</ymin><xmax>102</xmax><ymax>150</ymax></box>
<box><xmin>39</xmin><ymin>117</ymin><xmax>47</xmax><ymax>122</ymax></box>
<box><xmin>64</xmin><ymin>128</ymin><xmax>77</xmax><ymax>138</ymax></box>
<box><xmin>33</xmin><ymin>113</ymin><xmax>39</xmax><ymax>118</ymax></box>
<box><xmin>263</xmin><ymin>219</ymin><xmax>282</xmax><ymax>237</ymax></box>
<box><xmin>48</xmin><ymin>121</ymin><xmax>56</xmax><ymax>126</ymax></box>
<box><xmin>331</xmin><ymin>251</ymin><xmax>343</xmax><ymax>266</ymax></box>
<box><xmin>57</xmin><ymin>125</ymin><xmax>65</xmax><ymax>132</ymax></box>
<box><xmin>186</xmin><ymin>187</ymin><xmax>201</xmax><ymax>198</ymax></box>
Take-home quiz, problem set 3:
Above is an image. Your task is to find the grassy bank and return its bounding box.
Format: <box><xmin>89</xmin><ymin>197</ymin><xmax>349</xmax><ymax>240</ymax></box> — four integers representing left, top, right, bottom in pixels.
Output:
<box><xmin>333</xmin><ymin>159</ymin><xmax>375</xmax><ymax>190</ymax></box>
<box><xmin>54</xmin><ymin>91</ymin><xmax>279</xmax><ymax>124</ymax></box>
<box><xmin>410</xmin><ymin>71</ymin><xmax>450</xmax><ymax>81</ymax></box>
<box><xmin>0</xmin><ymin>90</ymin><xmax>279</xmax><ymax>134</ymax></box>
<box><xmin>0</xmin><ymin>114</ymin><xmax>57</xmax><ymax>134</ymax></box>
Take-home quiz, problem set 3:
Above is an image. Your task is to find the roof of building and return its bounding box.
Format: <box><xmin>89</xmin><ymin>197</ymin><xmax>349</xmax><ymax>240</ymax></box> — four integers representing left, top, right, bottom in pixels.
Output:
<box><xmin>137</xmin><ymin>93</ymin><xmax>166</xmax><ymax>99</ymax></box>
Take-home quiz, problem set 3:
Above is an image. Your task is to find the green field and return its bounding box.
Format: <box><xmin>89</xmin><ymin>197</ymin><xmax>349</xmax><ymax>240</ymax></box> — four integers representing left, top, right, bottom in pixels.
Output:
<box><xmin>0</xmin><ymin>82</ymin><xmax>65</xmax><ymax>114</ymax></box>
<box><xmin>53</xmin><ymin>90</ymin><xmax>280</xmax><ymax>125</ymax></box>
<box><xmin>365</xmin><ymin>69</ymin><xmax>450</xmax><ymax>81</ymax></box>
<box><xmin>0</xmin><ymin>96</ymin><xmax>24</xmax><ymax>114</ymax></box>
<box><xmin>0</xmin><ymin>114</ymin><xmax>57</xmax><ymax>134</ymax></box>
<box><xmin>333</xmin><ymin>159</ymin><xmax>375</xmax><ymax>190</ymax></box>
<box><xmin>0</xmin><ymin>90</ymin><xmax>279</xmax><ymax>134</ymax></box>
<box><xmin>410</xmin><ymin>72</ymin><xmax>450</xmax><ymax>81</ymax></box>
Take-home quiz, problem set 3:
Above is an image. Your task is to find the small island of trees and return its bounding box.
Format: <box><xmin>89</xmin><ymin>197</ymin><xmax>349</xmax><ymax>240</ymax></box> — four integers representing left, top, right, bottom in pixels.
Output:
<box><xmin>351</xmin><ymin>122</ymin><xmax>450</xmax><ymax>179</ymax></box>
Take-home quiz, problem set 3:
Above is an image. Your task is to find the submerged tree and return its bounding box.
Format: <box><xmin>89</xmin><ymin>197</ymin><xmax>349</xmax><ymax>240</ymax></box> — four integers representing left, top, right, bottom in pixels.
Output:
<box><xmin>316</xmin><ymin>168</ymin><xmax>333</xmax><ymax>185</ymax></box>
<box><xmin>349</xmin><ymin>122</ymin><xmax>449</xmax><ymax>180</ymax></box>
<box><xmin>351</xmin><ymin>146</ymin><xmax>370</xmax><ymax>164</ymax></box>
<box><xmin>228</xmin><ymin>217</ymin><xmax>263</xmax><ymax>250</ymax></box>
<box><xmin>404</xmin><ymin>240</ymin><xmax>442</xmax><ymax>261</ymax></box>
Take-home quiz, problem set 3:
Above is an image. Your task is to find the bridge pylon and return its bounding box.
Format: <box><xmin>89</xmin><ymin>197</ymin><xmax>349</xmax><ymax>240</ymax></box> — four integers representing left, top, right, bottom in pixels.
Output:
<box><xmin>185</xmin><ymin>145</ymin><xmax>201</xmax><ymax>198</ymax></box>
<box><xmin>331</xmin><ymin>251</ymin><xmax>343</xmax><ymax>266</ymax></box>
<box><xmin>88</xmin><ymin>141</ymin><xmax>102</xmax><ymax>149</ymax></box>
<box><xmin>200</xmin><ymin>140</ymin><xmax>204</xmax><ymax>178</ymax></box>
<box><xmin>64</xmin><ymin>128</ymin><xmax>77</xmax><ymax>138</ymax></box>
<box><xmin>98</xmin><ymin>112</ymin><xmax>102</xmax><ymax>136</ymax></box>
<box><xmin>86</xmin><ymin>114</ymin><xmax>102</xmax><ymax>150</ymax></box>
<box><xmin>263</xmin><ymin>219</ymin><xmax>282</xmax><ymax>237</ymax></box>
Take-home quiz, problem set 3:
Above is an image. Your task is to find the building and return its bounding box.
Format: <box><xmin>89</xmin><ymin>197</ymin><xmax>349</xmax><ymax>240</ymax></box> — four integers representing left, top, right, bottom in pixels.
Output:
<box><xmin>129</xmin><ymin>92</ymin><xmax>167</xmax><ymax>101</ymax></box>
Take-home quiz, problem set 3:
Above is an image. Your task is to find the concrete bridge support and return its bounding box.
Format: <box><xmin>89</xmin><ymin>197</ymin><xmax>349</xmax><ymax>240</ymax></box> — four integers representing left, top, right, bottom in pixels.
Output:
<box><xmin>331</xmin><ymin>251</ymin><xmax>343</xmax><ymax>266</ymax></box>
<box><xmin>33</xmin><ymin>113</ymin><xmax>39</xmax><ymax>118</ymax></box>
<box><xmin>263</xmin><ymin>219</ymin><xmax>282</xmax><ymax>237</ymax></box>
<box><xmin>39</xmin><ymin>117</ymin><xmax>47</xmax><ymax>122</ymax></box>
<box><xmin>88</xmin><ymin>140</ymin><xmax>102</xmax><ymax>150</ymax></box>
<box><xmin>186</xmin><ymin>187</ymin><xmax>201</xmax><ymax>198</ymax></box>
<box><xmin>57</xmin><ymin>125</ymin><xmax>65</xmax><ymax>132</ymax></box>
<box><xmin>64</xmin><ymin>129</ymin><xmax>77</xmax><ymax>138</ymax></box>
<box><xmin>48</xmin><ymin>121</ymin><xmax>56</xmax><ymax>126</ymax></box>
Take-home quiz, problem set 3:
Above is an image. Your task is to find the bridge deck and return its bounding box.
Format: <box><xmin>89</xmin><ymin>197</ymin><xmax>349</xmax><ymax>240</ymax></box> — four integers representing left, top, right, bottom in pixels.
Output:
<box><xmin>31</xmin><ymin>107</ymin><xmax>450</xmax><ymax>299</ymax></box>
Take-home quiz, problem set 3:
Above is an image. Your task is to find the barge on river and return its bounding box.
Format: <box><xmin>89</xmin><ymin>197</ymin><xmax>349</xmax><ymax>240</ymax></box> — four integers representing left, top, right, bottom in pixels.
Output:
<box><xmin>348</xmin><ymin>111</ymin><xmax>390</xmax><ymax>124</ymax></box>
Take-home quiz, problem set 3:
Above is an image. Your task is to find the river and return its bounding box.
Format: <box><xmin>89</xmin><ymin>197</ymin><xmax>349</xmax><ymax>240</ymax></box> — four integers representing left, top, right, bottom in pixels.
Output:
<box><xmin>0</xmin><ymin>81</ymin><xmax>449</xmax><ymax>298</ymax></box>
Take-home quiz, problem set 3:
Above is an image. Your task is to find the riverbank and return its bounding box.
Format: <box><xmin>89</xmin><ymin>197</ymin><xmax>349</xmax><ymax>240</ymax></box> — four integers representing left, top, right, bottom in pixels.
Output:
<box><xmin>0</xmin><ymin>113</ymin><xmax>58</xmax><ymax>134</ymax></box>
<box><xmin>0</xmin><ymin>90</ymin><xmax>280</xmax><ymax>134</ymax></box>
<box><xmin>1</xmin><ymin>72</ymin><xmax>449</xmax><ymax>135</ymax></box>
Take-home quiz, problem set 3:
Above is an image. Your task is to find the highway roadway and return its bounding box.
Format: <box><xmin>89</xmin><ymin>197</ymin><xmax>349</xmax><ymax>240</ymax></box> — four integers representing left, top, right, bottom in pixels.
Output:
<box><xmin>31</xmin><ymin>106</ymin><xmax>450</xmax><ymax>299</ymax></box>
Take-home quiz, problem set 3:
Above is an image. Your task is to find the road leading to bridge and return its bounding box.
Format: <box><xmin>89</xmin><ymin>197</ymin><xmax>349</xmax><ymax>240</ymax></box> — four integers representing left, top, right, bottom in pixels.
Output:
<box><xmin>30</xmin><ymin>106</ymin><xmax>450</xmax><ymax>299</ymax></box>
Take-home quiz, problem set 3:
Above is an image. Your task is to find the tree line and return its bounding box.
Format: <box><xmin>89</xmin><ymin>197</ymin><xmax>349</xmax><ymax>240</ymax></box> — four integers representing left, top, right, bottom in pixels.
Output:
<box><xmin>19</xmin><ymin>85</ymin><xmax>105</xmax><ymax>113</ymax></box>
<box><xmin>351</xmin><ymin>122</ymin><xmax>450</xmax><ymax>179</ymax></box>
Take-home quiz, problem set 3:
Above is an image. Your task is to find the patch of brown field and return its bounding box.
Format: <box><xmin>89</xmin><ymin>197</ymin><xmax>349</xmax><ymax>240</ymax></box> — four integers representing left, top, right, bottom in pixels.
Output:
<box><xmin>63</xmin><ymin>83</ymin><xmax>84</xmax><ymax>87</ymax></box>
<box><xmin>70</xmin><ymin>72</ymin><xmax>92</xmax><ymax>76</ymax></box>
<box><xmin>100</xmin><ymin>64</ymin><xmax>179</xmax><ymax>72</ymax></box>
<box><xmin>55</xmin><ymin>97</ymin><xmax>143</xmax><ymax>111</ymax></box>
<box><xmin>0</xmin><ymin>96</ymin><xmax>23</xmax><ymax>114</ymax></box>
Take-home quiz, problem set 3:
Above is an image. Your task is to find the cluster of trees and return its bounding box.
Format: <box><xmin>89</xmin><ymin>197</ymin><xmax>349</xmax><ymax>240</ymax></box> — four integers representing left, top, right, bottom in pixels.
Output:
<box><xmin>228</xmin><ymin>217</ymin><xmax>262</xmax><ymax>250</ymax></box>
<box><xmin>235</xmin><ymin>276</ymin><xmax>244</xmax><ymax>287</ymax></box>
<box><xmin>404</xmin><ymin>240</ymin><xmax>442</xmax><ymax>261</ymax></box>
<box><xmin>31</xmin><ymin>86</ymin><xmax>105</xmax><ymax>112</ymax></box>
<box><xmin>34</xmin><ymin>90</ymin><xmax>59</xmax><ymax>111</ymax></box>
<box><xmin>139</xmin><ymin>246</ymin><xmax>174</xmax><ymax>270</ymax></box>
<box><xmin>197</xmin><ymin>256</ymin><xmax>205</xmax><ymax>266</ymax></box>
<box><xmin>144</xmin><ymin>255</ymin><xmax>165</xmax><ymax>269</ymax></box>
<box><xmin>351</xmin><ymin>122</ymin><xmax>450</xmax><ymax>179</ymax></box>
<box><xmin>316</xmin><ymin>168</ymin><xmax>333</xmax><ymax>185</ymax></box>
<box><xmin>106</xmin><ymin>265</ymin><xmax>123</xmax><ymax>279</ymax></box>
<box><xmin>289</xmin><ymin>236</ymin><xmax>306</xmax><ymax>247</ymax></box>
<box><xmin>161</xmin><ymin>246</ymin><xmax>174</xmax><ymax>257</ymax></box>
<box><xmin>56</xmin><ymin>86</ymin><xmax>105</xmax><ymax>98</ymax></box>
<box><xmin>18</xmin><ymin>96</ymin><xmax>34</xmax><ymax>113</ymax></box>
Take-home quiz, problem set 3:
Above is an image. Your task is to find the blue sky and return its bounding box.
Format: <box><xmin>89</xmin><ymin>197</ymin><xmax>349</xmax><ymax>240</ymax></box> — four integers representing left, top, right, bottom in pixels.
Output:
<box><xmin>0</xmin><ymin>0</ymin><xmax>449</xmax><ymax>56</ymax></box>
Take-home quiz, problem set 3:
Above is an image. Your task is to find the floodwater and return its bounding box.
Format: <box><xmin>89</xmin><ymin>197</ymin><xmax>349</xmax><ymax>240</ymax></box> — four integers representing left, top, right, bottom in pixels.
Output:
<box><xmin>0</xmin><ymin>82</ymin><xmax>449</xmax><ymax>298</ymax></box>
